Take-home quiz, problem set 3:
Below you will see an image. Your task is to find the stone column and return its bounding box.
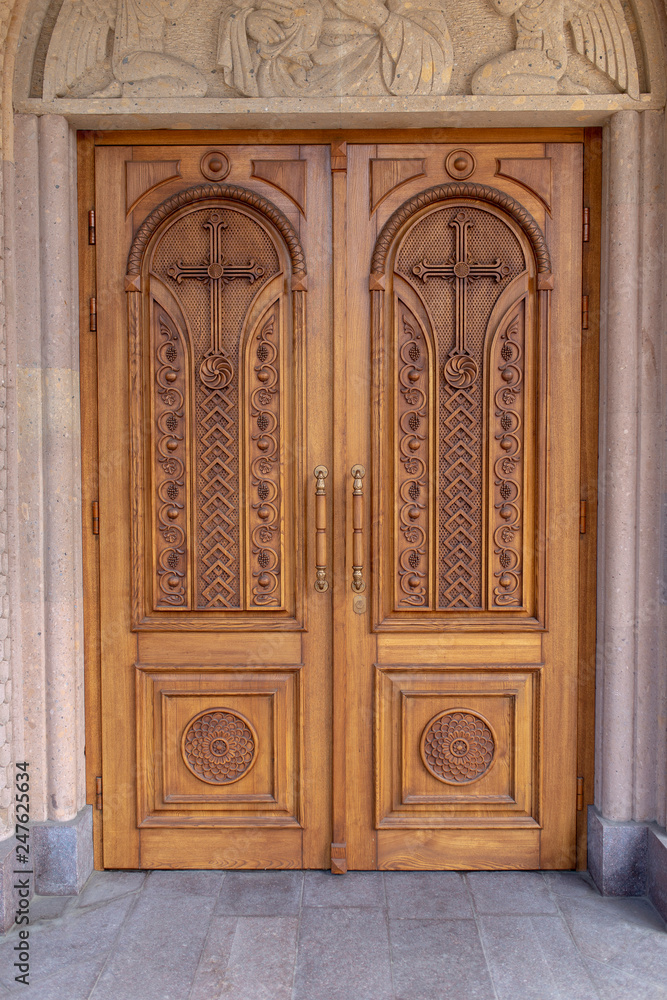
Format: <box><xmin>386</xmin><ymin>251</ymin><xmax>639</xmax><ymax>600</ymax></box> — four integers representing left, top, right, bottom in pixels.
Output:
<box><xmin>598</xmin><ymin>110</ymin><xmax>641</xmax><ymax>825</ymax></box>
<box><xmin>590</xmin><ymin>110</ymin><xmax>667</xmax><ymax>914</ymax></box>
<box><xmin>5</xmin><ymin>114</ymin><xmax>90</xmax><ymax>903</ymax></box>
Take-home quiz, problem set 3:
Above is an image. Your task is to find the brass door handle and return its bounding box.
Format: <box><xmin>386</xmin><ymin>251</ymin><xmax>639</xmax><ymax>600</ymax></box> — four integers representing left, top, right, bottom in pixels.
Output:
<box><xmin>314</xmin><ymin>466</ymin><xmax>329</xmax><ymax>592</ymax></box>
<box><xmin>351</xmin><ymin>465</ymin><xmax>366</xmax><ymax>593</ymax></box>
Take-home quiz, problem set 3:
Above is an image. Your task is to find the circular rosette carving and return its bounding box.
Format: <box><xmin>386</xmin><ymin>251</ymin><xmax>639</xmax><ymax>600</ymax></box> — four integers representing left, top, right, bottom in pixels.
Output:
<box><xmin>181</xmin><ymin>709</ymin><xmax>258</xmax><ymax>785</ymax></box>
<box><xmin>443</xmin><ymin>354</ymin><xmax>479</xmax><ymax>389</ymax></box>
<box><xmin>200</xmin><ymin>150</ymin><xmax>231</xmax><ymax>182</ymax></box>
<box><xmin>199</xmin><ymin>354</ymin><xmax>233</xmax><ymax>389</ymax></box>
<box><xmin>445</xmin><ymin>149</ymin><xmax>476</xmax><ymax>180</ymax></box>
<box><xmin>420</xmin><ymin>710</ymin><xmax>496</xmax><ymax>784</ymax></box>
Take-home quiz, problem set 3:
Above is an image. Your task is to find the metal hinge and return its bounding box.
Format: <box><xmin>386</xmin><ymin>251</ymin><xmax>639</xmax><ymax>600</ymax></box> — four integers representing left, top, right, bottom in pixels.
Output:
<box><xmin>579</xmin><ymin>500</ymin><xmax>587</xmax><ymax>534</ymax></box>
<box><xmin>95</xmin><ymin>776</ymin><xmax>103</xmax><ymax>810</ymax></box>
<box><xmin>583</xmin><ymin>206</ymin><xmax>590</xmax><ymax>243</ymax></box>
<box><xmin>89</xmin><ymin>297</ymin><xmax>97</xmax><ymax>333</ymax></box>
<box><xmin>92</xmin><ymin>500</ymin><xmax>99</xmax><ymax>535</ymax></box>
<box><xmin>576</xmin><ymin>776</ymin><xmax>584</xmax><ymax>811</ymax></box>
<box><xmin>582</xmin><ymin>295</ymin><xmax>589</xmax><ymax>331</ymax></box>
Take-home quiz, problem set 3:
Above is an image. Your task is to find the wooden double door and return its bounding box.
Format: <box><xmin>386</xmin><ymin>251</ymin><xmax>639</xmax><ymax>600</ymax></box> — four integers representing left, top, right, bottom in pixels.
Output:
<box><xmin>87</xmin><ymin>132</ymin><xmax>587</xmax><ymax>871</ymax></box>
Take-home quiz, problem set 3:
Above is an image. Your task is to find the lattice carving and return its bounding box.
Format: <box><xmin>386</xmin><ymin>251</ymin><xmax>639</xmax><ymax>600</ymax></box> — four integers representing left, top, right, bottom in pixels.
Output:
<box><xmin>127</xmin><ymin>184</ymin><xmax>305</xmax><ymax>281</ymax></box>
<box><xmin>153</xmin><ymin>307</ymin><xmax>188</xmax><ymax>608</ymax></box>
<box><xmin>421</xmin><ymin>710</ymin><xmax>496</xmax><ymax>784</ymax></box>
<box><xmin>149</xmin><ymin>202</ymin><xmax>281</xmax><ymax>610</ymax></box>
<box><xmin>491</xmin><ymin>304</ymin><xmax>525</xmax><ymax>607</ymax></box>
<box><xmin>182</xmin><ymin>709</ymin><xmax>257</xmax><ymax>784</ymax></box>
<box><xmin>372</xmin><ymin>183</ymin><xmax>550</xmax><ymax>277</ymax></box>
<box><xmin>395</xmin><ymin>204</ymin><xmax>526</xmax><ymax>610</ymax></box>
<box><xmin>396</xmin><ymin>307</ymin><xmax>429</xmax><ymax>608</ymax></box>
<box><xmin>248</xmin><ymin>307</ymin><xmax>281</xmax><ymax>607</ymax></box>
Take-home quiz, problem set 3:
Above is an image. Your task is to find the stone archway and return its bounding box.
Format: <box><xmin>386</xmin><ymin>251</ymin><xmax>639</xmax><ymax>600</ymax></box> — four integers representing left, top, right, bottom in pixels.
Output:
<box><xmin>0</xmin><ymin>0</ymin><xmax>666</xmax><ymax>924</ymax></box>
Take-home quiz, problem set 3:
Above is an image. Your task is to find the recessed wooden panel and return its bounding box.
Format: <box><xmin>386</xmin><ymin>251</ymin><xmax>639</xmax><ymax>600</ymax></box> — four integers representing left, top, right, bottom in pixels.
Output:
<box><xmin>251</xmin><ymin>159</ymin><xmax>307</xmax><ymax>215</ymax></box>
<box><xmin>495</xmin><ymin>158</ymin><xmax>552</xmax><ymax>213</ymax></box>
<box><xmin>374</xmin><ymin>193</ymin><xmax>542</xmax><ymax>628</ymax></box>
<box><xmin>126</xmin><ymin>159</ymin><xmax>181</xmax><ymax>215</ymax></box>
<box><xmin>370</xmin><ymin>158</ymin><xmax>426</xmax><ymax>214</ymax></box>
<box><xmin>136</xmin><ymin>666</ymin><xmax>301</xmax><ymax>827</ymax></box>
<box><xmin>375</xmin><ymin>666</ymin><xmax>541</xmax><ymax>829</ymax></box>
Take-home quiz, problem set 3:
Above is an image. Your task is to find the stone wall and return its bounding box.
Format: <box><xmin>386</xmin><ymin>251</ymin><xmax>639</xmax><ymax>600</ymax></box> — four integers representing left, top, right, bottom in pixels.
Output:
<box><xmin>0</xmin><ymin>0</ymin><xmax>664</xmax><ymax>873</ymax></box>
<box><xmin>0</xmin><ymin>0</ymin><xmax>17</xmax><ymax>843</ymax></box>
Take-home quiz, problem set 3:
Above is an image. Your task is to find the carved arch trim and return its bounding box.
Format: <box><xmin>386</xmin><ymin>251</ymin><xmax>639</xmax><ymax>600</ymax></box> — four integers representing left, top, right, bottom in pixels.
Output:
<box><xmin>371</xmin><ymin>183</ymin><xmax>551</xmax><ymax>277</ymax></box>
<box><xmin>126</xmin><ymin>183</ymin><xmax>306</xmax><ymax>280</ymax></box>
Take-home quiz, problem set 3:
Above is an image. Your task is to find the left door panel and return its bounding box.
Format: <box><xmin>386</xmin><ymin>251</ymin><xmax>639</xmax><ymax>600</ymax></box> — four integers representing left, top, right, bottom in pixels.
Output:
<box><xmin>93</xmin><ymin>142</ymin><xmax>332</xmax><ymax>869</ymax></box>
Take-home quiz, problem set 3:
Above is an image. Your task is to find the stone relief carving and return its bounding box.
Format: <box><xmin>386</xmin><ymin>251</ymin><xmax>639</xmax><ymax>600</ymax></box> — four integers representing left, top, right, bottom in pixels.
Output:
<box><xmin>218</xmin><ymin>0</ymin><xmax>453</xmax><ymax>96</ymax></box>
<box><xmin>44</xmin><ymin>0</ymin><xmax>209</xmax><ymax>98</ymax></box>
<box><xmin>472</xmin><ymin>0</ymin><xmax>639</xmax><ymax>96</ymax></box>
<box><xmin>40</xmin><ymin>0</ymin><xmax>641</xmax><ymax>99</ymax></box>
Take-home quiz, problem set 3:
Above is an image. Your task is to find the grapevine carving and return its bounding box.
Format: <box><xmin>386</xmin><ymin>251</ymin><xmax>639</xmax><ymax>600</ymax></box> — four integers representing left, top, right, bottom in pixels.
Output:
<box><xmin>397</xmin><ymin>311</ymin><xmax>428</xmax><ymax>607</ymax></box>
<box><xmin>155</xmin><ymin>314</ymin><xmax>187</xmax><ymax>606</ymax></box>
<box><xmin>182</xmin><ymin>709</ymin><xmax>257</xmax><ymax>784</ymax></box>
<box><xmin>371</xmin><ymin>182</ymin><xmax>551</xmax><ymax>277</ymax></box>
<box><xmin>421</xmin><ymin>710</ymin><xmax>496</xmax><ymax>784</ymax></box>
<box><xmin>126</xmin><ymin>183</ymin><xmax>306</xmax><ymax>281</ymax></box>
<box><xmin>492</xmin><ymin>310</ymin><xmax>524</xmax><ymax>606</ymax></box>
<box><xmin>249</xmin><ymin>310</ymin><xmax>281</xmax><ymax>606</ymax></box>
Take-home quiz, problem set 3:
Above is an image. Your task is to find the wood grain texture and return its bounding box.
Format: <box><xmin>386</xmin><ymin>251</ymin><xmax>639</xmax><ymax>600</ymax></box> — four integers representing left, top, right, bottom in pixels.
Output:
<box><xmin>78</xmin><ymin>132</ymin><xmax>104</xmax><ymax>869</ymax></box>
<box><xmin>576</xmin><ymin>129</ymin><xmax>602</xmax><ymax>869</ymax></box>
<box><xmin>81</xmin><ymin>130</ymin><xmax>592</xmax><ymax>873</ymax></box>
<box><xmin>91</xmin><ymin>140</ymin><xmax>333</xmax><ymax>870</ymax></box>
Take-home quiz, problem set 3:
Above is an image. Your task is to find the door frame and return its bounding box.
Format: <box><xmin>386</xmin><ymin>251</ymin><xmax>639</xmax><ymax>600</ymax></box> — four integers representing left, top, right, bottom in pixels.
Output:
<box><xmin>78</xmin><ymin>127</ymin><xmax>601</xmax><ymax>870</ymax></box>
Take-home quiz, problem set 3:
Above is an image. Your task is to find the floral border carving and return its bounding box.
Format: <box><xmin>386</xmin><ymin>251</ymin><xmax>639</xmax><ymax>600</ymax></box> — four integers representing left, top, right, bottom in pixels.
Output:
<box><xmin>371</xmin><ymin>182</ymin><xmax>551</xmax><ymax>276</ymax></box>
<box><xmin>127</xmin><ymin>183</ymin><xmax>306</xmax><ymax>280</ymax></box>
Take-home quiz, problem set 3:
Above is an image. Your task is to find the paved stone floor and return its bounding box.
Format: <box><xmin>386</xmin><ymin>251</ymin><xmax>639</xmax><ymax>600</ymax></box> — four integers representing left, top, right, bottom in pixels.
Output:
<box><xmin>0</xmin><ymin>869</ymin><xmax>666</xmax><ymax>999</ymax></box>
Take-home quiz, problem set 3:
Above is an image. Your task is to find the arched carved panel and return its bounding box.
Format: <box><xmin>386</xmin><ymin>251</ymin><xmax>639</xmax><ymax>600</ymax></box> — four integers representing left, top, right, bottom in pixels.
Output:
<box><xmin>128</xmin><ymin>187</ymin><xmax>305</xmax><ymax>625</ymax></box>
<box><xmin>374</xmin><ymin>191</ymin><xmax>546</xmax><ymax>624</ymax></box>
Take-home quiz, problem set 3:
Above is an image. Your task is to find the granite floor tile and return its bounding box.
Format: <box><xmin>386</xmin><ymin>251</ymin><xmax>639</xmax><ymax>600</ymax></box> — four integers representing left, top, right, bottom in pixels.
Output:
<box><xmin>581</xmin><ymin>913</ymin><xmax>667</xmax><ymax>986</ymax></box>
<box><xmin>192</xmin><ymin>916</ymin><xmax>297</xmax><ymax>1000</ymax></box>
<box><xmin>75</xmin><ymin>871</ymin><xmax>147</xmax><ymax>909</ymax></box>
<box><xmin>293</xmin><ymin>905</ymin><xmax>393</xmax><ymax>1000</ymax></box>
<box><xmin>385</xmin><ymin>871</ymin><xmax>474</xmax><ymax>919</ymax></box>
<box><xmin>89</xmin><ymin>889</ymin><xmax>216</xmax><ymax>1000</ymax></box>
<box><xmin>542</xmin><ymin>871</ymin><xmax>601</xmax><ymax>900</ymax></box>
<box><xmin>0</xmin><ymin>894</ymin><xmax>135</xmax><ymax>994</ymax></box>
<box><xmin>467</xmin><ymin>872</ymin><xmax>559</xmax><ymax>915</ymax></box>
<box><xmin>142</xmin><ymin>869</ymin><xmax>225</xmax><ymax>898</ymax></box>
<box><xmin>187</xmin><ymin>916</ymin><xmax>237</xmax><ymax>1000</ymax></box>
<box><xmin>557</xmin><ymin>895</ymin><xmax>665</xmax><ymax>967</ymax></box>
<box><xmin>303</xmin><ymin>870</ymin><xmax>385</xmax><ymax>908</ymax></box>
<box><xmin>26</xmin><ymin>894</ymin><xmax>77</xmax><ymax>922</ymax></box>
<box><xmin>215</xmin><ymin>871</ymin><xmax>303</xmax><ymax>916</ymax></box>
<box><xmin>584</xmin><ymin>955</ymin><xmax>667</xmax><ymax>1000</ymax></box>
<box><xmin>479</xmin><ymin>914</ymin><xmax>601</xmax><ymax>1000</ymax></box>
<box><xmin>389</xmin><ymin>918</ymin><xmax>493</xmax><ymax>1000</ymax></box>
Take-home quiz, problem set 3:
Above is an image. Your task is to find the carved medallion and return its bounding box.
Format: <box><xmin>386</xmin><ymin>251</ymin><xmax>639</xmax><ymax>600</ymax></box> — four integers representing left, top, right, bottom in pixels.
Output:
<box><xmin>200</xmin><ymin>151</ymin><xmax>231</xmax><ymax>182</ymax></box>
<box><xmin>445</xmin><ymin>149</ymin><xmax>476</xmax><ymax>181</ymax></box>
<box><xmin>182</xmin><ymin>709</ymin><xmax>257</xmax><ymax>784</ymax></box>
<box><xmin>421</xmin><ymin>710</ymin><xmax>495</xmax><ymax>784</ymax></box>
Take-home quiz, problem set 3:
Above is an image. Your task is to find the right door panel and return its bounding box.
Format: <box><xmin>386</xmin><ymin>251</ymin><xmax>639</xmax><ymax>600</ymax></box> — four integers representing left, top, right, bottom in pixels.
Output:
<box><xmin>343</xmin><ymin>141</ymin><xmax>583</xmax><ymax>869</ymax></box>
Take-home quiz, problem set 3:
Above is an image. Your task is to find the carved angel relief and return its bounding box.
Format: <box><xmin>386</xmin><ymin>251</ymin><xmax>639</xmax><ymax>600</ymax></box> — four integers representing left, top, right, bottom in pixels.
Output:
<box><xmin>43</xmin><ymin>0</ymin><xmax>454</xmax><ymax>99</ymax></box>
<box><xmin>472</xmin><ymin>0</ymin><xmax>639</xmax><ymax>96</ymax></box>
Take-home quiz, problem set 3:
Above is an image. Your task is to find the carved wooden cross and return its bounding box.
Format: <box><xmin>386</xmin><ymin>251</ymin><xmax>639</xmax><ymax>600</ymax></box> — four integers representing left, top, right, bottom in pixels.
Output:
<box><xmin>168</xmin><ymin>212</ymin><xmax>264</xmax><ymax>388</ymax></box>
<box><xmin>413</xmin><ymin>211</ymin><xmax>509</xmax><ymax>388</ymax></box>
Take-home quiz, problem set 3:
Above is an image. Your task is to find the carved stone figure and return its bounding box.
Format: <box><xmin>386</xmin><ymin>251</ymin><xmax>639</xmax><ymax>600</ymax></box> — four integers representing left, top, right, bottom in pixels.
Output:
<box><xmin>217</xmin><ymin>0</ymin><xmax>454</xmax><ymax>97</ymax></box>
<box><xmin>43</xmin><ymin>0</ymin><xmax>208</xmax><ymax>99</ymax></box>
<box><xmin>471</xmin><ymin>0</ymin><xmax>639</xmax><ymax>97</ymax></box>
